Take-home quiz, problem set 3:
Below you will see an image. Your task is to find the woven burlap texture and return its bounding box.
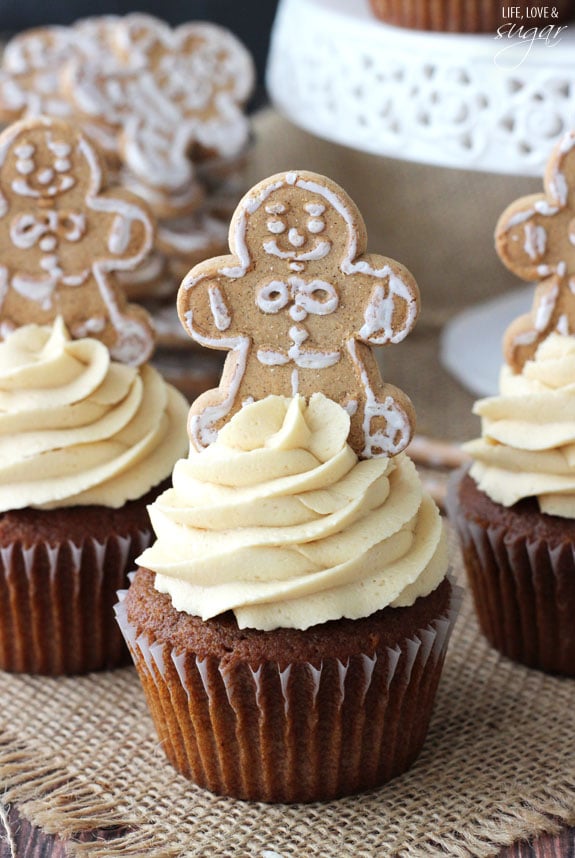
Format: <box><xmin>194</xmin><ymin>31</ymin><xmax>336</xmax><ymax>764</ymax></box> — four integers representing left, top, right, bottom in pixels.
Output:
<box><xmin>0</xmin><ymin>529</ymin><xmax>574</xmax><ymax>858</ymax></box>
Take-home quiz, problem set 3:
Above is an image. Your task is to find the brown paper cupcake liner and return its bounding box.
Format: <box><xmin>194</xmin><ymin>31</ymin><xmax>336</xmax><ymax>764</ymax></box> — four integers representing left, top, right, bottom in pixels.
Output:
<box><xmin>368</xmin><ymin>0</ymin><xmax>574</xmax><ymax>32</ymax></box>
<box><xmin>0</xmin><ymin>530</ymin><xmax>151</xmax><ymax>675</ymax></box>
<box><xmin>447</xmin><ymin>469</ymin><xmax>575</xmax><ymax>676</ymax></box>
<box><xmin>453</xmin><ymin>513</ymin><xmax>575</xmax><ymax>675</ymax></box>
<box><xmin>115</xmin><ymin>579</ymin><xmax>461</xmax><ymax>803</ymax></box>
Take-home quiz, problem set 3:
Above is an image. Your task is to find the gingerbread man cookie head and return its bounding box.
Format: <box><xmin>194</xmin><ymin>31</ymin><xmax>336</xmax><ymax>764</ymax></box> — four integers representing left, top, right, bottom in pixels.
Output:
<box><xmin>0</xmin><ymin>27</ymin><xmax>76</xmax><ymax>123</ymax></box>
<box><xmin>496</xmin><ymin>130</ymin><xmax>575</xmax><ymax>372</ymax></box>
<box><xmin>0</xmin><ymin>116</ymin><xmax>155</xmax><ymax>365</ymax></box>
<box><xmin>178</xmin><ymin>170</ymin><xmax>420</xmax><ymax>457</ymax></box>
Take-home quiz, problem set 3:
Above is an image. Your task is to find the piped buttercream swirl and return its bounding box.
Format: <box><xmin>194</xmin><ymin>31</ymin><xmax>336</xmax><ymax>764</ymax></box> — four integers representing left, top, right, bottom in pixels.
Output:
<box><xmin>466</xmin><ymin>333</ymin><xmax>575</xmax><ymax>517</ymax></box>
<box><xmin>139</xmin><ymin>393</ymin><xmax>447</xmax><ymax>630</ymax></box>
<box><xmin>0</xmin><ymin>318</ymin><xmax>189</xmax><ymax>510</ymax></box>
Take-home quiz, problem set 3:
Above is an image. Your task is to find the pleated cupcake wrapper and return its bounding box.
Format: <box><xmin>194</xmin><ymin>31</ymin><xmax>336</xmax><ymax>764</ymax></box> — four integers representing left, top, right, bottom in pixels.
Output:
<box><xmin>115</xmin><ymin>578</ymin><xmax>461</xmax><ymax>803</ymax></box>
<box><xmin>0</xmin><ymin>530</ymin><xmax>152</xmax><ymax>675</ymax></box>
<box><xmin>368</xmin><ymin>0</ymin><xmax>573</xmax><ymax>31</ymax></box>
<box><xmin>452</xmin><ymin>509</ymin><xmax>575</xmax><ymax>677</ymax></box>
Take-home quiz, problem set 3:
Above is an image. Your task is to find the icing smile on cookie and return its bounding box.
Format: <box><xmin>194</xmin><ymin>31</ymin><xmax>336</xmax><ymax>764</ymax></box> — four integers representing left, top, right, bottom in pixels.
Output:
<box><xmin>262</xmin><ymin>201</ymin><xmax>332</xmax><ymax>269</ymax></box>
<box><xmin>262</xmin><ymin>236</ymin><xmax>332</xmax><ymax>264</ymax></box>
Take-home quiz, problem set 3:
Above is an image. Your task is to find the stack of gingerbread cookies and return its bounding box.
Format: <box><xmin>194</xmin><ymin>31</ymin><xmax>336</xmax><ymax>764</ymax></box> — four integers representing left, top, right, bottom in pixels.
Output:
<box><xmin>0</xmin><ymin>14</ymin><xmax>255</xmax><ymax>319</ymax></box>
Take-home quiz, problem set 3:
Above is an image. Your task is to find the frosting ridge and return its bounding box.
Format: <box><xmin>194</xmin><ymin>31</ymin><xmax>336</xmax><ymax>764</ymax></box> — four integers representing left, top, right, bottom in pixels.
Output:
<box><xmin>466</xmin><ymin>333</ymin><xmax>575</xmax><ymax>517</ymax></box>
<box><xmin>139</xmin><ymin>393</ymin><xmax>447</xmax><ymax>630</ymax></box>
<box><xmin>0</xmin><ymin>318</ymin><xmax>190</xmax><ymax>510</ymax></box>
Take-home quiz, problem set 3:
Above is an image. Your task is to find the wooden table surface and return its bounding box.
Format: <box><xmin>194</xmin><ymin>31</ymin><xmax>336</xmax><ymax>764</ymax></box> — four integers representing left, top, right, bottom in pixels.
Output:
<box><xmin>1</xmin><ymin>805</ymin><xmax>573</xmax><ymax>857</ymax></box>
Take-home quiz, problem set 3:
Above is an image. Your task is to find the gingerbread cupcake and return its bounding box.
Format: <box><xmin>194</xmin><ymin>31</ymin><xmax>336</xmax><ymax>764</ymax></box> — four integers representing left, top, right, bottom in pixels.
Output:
<box><xmin>0</xmin><ymin>116</ymin><xmax>189</xmax><ymax>675</ymax></box>
<box><xmin>448</xmin><ymin>130</ymin><xmax>575</xmax><ymax>677</ymax></box>
<box><xmin>116</xmin><ymin>170</ymin><xmax>458</xmax><ymax>803</ymax></box>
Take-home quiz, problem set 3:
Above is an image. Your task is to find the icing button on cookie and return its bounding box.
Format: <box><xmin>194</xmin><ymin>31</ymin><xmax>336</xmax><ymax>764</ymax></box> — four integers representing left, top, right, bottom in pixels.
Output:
<box><xmin>178</xmin><ymin>169</ymin><xmax>420</xmax><ymax>458</ymax></box>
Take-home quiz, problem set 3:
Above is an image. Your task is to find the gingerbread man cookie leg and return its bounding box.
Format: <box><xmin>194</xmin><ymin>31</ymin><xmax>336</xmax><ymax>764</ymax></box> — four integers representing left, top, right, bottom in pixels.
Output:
<box><xmin>496</xmin><ymin>130</ymin><xmax>575</xmax><ymax>372</ymax></box>
<box><xmin>0</xmin><ymin>116</ymin><xmax>155</xmax><ymax>365</ymax></box>
<box><xmin>178</xmin><ymin>169</ymin><xmax>419</xmax><ymax>457</ymax></box>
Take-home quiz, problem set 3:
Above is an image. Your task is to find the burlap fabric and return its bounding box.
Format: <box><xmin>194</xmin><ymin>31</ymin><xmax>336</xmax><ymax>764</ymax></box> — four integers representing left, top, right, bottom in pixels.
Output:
<box><xmin>1</xmin><ymin>112</ymin><xmax>574</xmax><ymax>856</ymax></box>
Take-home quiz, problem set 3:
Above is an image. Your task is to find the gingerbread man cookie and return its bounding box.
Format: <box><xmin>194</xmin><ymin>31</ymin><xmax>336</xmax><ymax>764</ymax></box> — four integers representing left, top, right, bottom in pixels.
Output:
<box><xmin>496</xmin><ymin>130</ymin><xmax>575</xmax><ymax>372</ymax></box>
<box><xmin>64</xmin><ymin>14</ymin><xmax>255</xmax><ymax>192</ymax></box>
<box><xmin>0</xmin><ymin>116</ymin><xmax>155</xmax><ymax>365</ymax></box>
<box><xmin>177</xmin><ymin>170</ymin><xmax>420</xmax><ymax>457</ymax></box>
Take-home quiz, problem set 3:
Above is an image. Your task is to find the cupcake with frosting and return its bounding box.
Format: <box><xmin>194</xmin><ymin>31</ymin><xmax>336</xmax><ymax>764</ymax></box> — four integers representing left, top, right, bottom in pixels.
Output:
<box><xmin>448</xmin><ymin>131</ymin><xmax>575</xmax><ymax>676</ymax></box>
<box><xmin>449</xmin><ymin>336</ymin><xmax>575</xmax><ymax>675</ymax></box>
<box><xmin>116</xmin><ymin>170</ymin><xmax>457</xmax><ymax>803</ymax></box>
<box><xmin>0</xmin><ymin>115</ymin><xmax>189</xmax><ymax>674</ymax></box>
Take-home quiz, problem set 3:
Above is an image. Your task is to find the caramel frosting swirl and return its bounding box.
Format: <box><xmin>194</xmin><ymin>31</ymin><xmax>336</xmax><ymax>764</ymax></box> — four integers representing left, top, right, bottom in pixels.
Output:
<box><xmin>0</xmin><ymin>318</ymin><xmax>189</xmax><ymax>510</ymax></box>
<box><xmin>466</xmin><ymin>333</ymin><xmax>575</xmax><ymax>517</ymax></box>
<box><xmin>139</xmin><ymin>393</ymin><xmax>447</xmax><ymax>631</ymax></box>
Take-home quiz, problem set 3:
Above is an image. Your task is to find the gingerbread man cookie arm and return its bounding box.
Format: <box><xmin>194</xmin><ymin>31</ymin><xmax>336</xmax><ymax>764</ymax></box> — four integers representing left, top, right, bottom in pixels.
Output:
<box><xmin>353</xmin><ymin>252</ymin><xmax>420</xmax><ymax>346</ymax></box>
<box><xmin>178</xmin><ymin>254</ymin><xmax>241</xmax><ymax>341</ymax></box>
<box><xmin>179</xmin><ymin>257</ymin><xmax>252</xmax><ymax>449</ymax></box>
<box><xmin>495</xmin><ymin>193</ymin><xmax>562</xmax><ymax>282</ymax></box>
<box><xmin>502</xmin><ymin>278</ymin><xmax>563</xmax><ymax>371</ymax></box>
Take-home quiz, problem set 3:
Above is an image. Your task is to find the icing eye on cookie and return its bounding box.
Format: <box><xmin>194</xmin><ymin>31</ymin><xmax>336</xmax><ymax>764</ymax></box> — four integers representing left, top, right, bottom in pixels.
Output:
<box><xmin>266</xmin><ymin>219</ymin><xmax>285</xmax><ymax>235</ymax></box>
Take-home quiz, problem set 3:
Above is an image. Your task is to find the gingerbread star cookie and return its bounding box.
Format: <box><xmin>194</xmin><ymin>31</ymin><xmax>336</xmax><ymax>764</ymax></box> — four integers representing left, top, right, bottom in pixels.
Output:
<box><xmin>0</xmin><ymin>116</ymin><xmax>156</xmax><ymax>365</ymax></box>
<box><xmin>496</xmin><ymin>130</ymin><xmax>575</xmax><ymax>372</ymax></box>
<box><xmin>177</xmin><ymin>170</ymin><xmax>420</xmax><ymax>458</ymax></box>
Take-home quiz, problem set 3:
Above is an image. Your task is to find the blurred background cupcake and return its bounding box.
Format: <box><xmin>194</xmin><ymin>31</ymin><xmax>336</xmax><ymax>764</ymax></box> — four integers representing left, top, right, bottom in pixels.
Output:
<box><xmin>448</xmin><ymin>131</ymin><xmax>575</xmax><ymax>676</ymax></box>
<box><xmin>0</xmin><ymin>115</ymin><xmax>189</xmax><ymax>675</ymax></box>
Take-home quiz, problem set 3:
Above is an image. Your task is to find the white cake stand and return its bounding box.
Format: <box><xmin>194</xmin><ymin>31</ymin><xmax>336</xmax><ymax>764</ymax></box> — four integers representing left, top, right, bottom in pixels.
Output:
<box><xmin>266</xmin><ymin>0</ymin><xmax>575</xmax><ymax>396</ymax></box>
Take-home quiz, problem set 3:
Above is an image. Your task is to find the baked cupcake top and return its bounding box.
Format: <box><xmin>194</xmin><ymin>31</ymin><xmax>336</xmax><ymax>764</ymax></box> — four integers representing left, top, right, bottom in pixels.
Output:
<box><xmin>139</xmin><ymin>393</ymin><xmax>446</xmax><ymax>630</ymax></box>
